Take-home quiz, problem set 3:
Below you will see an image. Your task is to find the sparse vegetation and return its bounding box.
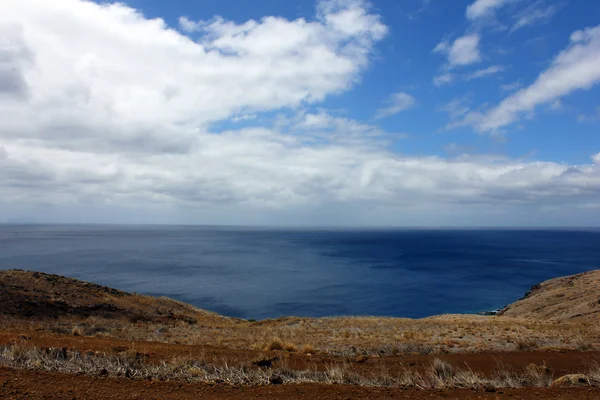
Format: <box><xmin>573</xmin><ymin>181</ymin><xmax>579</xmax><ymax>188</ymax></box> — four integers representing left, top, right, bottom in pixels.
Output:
<box><xmin>2</xmin><ymin>270</ymin><xmax>599</xmax><ymax>358</ymax></box>
<box><xmin>1</xmin><ymin>344</ymin><xmax>598</xmax><ymax>389</ymax></box>
<box><xmin>1</xmin><ymin>269</ymin><xmax>600</xmax><ymax>397</ymax></box>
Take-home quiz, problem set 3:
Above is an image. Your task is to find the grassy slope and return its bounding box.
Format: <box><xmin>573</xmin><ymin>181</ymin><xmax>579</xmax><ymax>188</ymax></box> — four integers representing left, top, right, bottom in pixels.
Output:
<box><xmin>1</xmin><ymin>269</ymin><xmax>599</xmax><ymax>355</ymax></box>
<box><xmin>499</xmin><ymin>269</ymin><xmax>600</xmax><ymax>322</ymax></box>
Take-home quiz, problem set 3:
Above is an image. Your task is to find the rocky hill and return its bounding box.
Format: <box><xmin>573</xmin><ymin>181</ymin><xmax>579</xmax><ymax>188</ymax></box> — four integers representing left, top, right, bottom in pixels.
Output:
<box><xmin>499</xmin><ymin>270</ymin><xmax>600</xmax><ymax>322</ymax></box>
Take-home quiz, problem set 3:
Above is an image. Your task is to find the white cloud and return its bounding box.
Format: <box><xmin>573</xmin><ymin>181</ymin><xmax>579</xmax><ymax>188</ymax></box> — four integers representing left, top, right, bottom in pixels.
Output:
<box><xmin>549</xmin><ymin>99</ymin><xmax>562</xmax><ymax>110</ymax></box>
<box><xmin>178</xmin><ymin>16</ymin><xmax>202</xmax><ymax>32</ymax></box>
<box><xmin>375</xmin><ymin>92</ymin><xmax>416</xmax><ymax>119</ymax></box>
<box><xmin>434</xmin><ymin>34</ymin><xmax>481</xmax><ymax>68</ymax></box>
<box><xmin>232</xmin><ymin>114</ymin><xmax>257</xmax><ymax>122</ymax></box>
<box><xmin>592</xmin><ymin>153</ymin><xmax>600</xmax><ymax>164</ymax></box>
<box><xmin>433</xmin><ymin>73</ymin><xmax>455</xmax><ymax>87</ymax></box>
<box><xmin>577</xmin><ymin>106</ymin><xmax>600</xmax><ymax>123</ymax></box>
<box><xmin>467</xmin><ymin>65</ymin><xmax>504</xmax><ymax>80</ymax></box>
<box><xmin>3</xmin><ymin>134</ymin><xmax>600</xmax><ymax>225</ymax></box>
<box><xmin>0</xmin><ymin>0</ymin><xmax>387</xmax><ymax>152</ymax></box>
<box><xmin>434</xmin><ymin>66</ymin><xmax>503</xmax><ymax>87</ymax></box>
<box><xmin>472</xmin><ymin>24</ymin><xmax>600</xmax><ymax>132</ymax></box>
<box><xmin>500</xmin><ymin>80</ymin><xmax>522</xmax><ymax>92</ymax></box>
<box><xmin>442</xmin><ymin>97</ymin><xmax>471</xmax><ymax>120</ymax></box>
<box><xmin>441</xmin><ymin>96</ymin><xmax>481</xmax><ymax>130</ymax></box>
<box><xmin>466</xmin><ymin>0</ymin><xmax>517</xmax><ymax>21</ymax></box>
<box><xmin>295</xmin><ymin>110</ymin><xmax>398</xmax><ymax>145</ymax></box>
<box><xmin>511</xmin><ymin>1</ymin><xmax>562</xmax><ymax>33</ymax></box>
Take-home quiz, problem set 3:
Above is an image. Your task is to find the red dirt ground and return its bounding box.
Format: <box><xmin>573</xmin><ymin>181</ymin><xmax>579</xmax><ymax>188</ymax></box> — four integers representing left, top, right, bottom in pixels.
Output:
<box><xmin>2</xmin><ymin>367</ymin><xmax>600</xmax><ymax>400</ymax></box>
<box><xmin>2</xmin><ymin>329</ymin><xmax>600</xmax><ymax>377</ymax></box>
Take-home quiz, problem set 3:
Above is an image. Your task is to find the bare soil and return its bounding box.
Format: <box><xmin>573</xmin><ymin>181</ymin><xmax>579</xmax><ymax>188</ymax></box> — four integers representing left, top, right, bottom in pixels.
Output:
<box><xmin>2</xmin><ymin>367</ymin><xmax>600</xmax><ymax>400</ymax></box>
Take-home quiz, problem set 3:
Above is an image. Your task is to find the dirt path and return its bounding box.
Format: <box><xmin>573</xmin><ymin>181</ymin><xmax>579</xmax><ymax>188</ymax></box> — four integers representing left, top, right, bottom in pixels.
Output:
<box><xmin>2</xmin><ymin>367</ymin><xmax>600</xmax><ymax>400</ymax></box>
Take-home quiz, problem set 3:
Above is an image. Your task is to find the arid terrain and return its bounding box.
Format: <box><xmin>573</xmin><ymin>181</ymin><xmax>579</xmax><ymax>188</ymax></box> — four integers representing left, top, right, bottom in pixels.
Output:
<box><xmin>1</xmin><ymin>269</ymin><xmax>599</xmax><ymax>399</ymax></box>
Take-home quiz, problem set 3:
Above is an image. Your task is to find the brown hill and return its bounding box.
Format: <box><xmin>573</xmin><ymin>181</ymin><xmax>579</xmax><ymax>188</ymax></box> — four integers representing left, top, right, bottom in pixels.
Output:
<box><xmin>1</xmin><ymin>268</ymin><xmax>599</xmax><ymax>356</ymax></box>
<box><xmin>499</xmin><ymin>269</ymin><xmax>600</xmax><ymax>322</ymax></box>
<box><xmin>0</xmin><ymin>269</ymin><xmax>233</xmax><ymax>325</ymax></box>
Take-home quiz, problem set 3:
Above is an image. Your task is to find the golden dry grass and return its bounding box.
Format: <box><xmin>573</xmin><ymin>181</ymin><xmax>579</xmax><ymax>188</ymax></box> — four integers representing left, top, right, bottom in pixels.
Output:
<box><xmin>3</xmin><ymin>312</ymin><xmax>598</xmax><ymax>357</ymax></box>
<box><xmin>500</xmin><ymin>269</ymin><xmax>600</xmax><ymax>322</ymax></box>
<box><xmin>2</xmin><ymin>269</ymin><xmax>599</xmax><ymax>357</ymax></box>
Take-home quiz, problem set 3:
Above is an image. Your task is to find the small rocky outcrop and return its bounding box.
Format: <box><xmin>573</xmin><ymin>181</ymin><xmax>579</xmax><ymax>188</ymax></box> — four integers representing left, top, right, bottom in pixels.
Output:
<box><xmin>551</xmin><ymin>374</ymin><xmax>590</xmax><ymax>388</ymax></box>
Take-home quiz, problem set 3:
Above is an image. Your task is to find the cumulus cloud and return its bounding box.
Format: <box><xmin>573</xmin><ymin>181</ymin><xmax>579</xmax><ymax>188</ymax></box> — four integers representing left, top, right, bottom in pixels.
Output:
<box><xmin>375</xmin><ymin>92</ymin><xmax>416</xmax><ymax>119</ymax></box>
<box><xmin>178</xmin><ymin>16</ymin><xmax>202</xmax><ymax>33</ymax></box>
<box><xmin>0</xmin><ymin>0</ymin><xmax>388</xmax><ymax>154</ymax></box>
<box><xmin>0</xmin><ymin>0</ymin><xmax>599</xmax><ymax>225</ymax></box>
<box><xmin>469</xmin><ymin>24</ymin><xmax>600</xmax><ymax>132</ymax></box>
<box><xmin>433</xmin><ymin>34</ymin><xmax>481</xmax><ymax>68</ymax></box>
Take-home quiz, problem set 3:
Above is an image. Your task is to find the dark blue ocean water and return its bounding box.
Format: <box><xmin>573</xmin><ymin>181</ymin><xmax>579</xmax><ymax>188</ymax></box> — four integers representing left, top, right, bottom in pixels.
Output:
<box><xmin>1</xmin><ymin>225</ymin><xmax>599</xmax><ymax>320</ymax></box>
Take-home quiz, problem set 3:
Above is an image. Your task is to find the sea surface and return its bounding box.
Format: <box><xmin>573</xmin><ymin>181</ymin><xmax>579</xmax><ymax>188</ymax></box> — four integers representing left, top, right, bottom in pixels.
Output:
<box><xmin>1</xmin><ymin>225</ymin><xmax>599</xmax><ymax>320</ymax></box>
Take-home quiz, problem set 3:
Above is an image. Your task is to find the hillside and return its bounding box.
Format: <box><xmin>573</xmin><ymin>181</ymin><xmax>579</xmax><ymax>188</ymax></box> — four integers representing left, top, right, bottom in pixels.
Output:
<box><xmin>499</xmin><ymin>269</ymin><xmax>600</xmax><ymax>321</ymax></box>
<box><xmin>1</xmin><ymin>268</ymin><xmax>600</xmax><ymax>399</ymax></box>
<box><xmin>0</xmin><ymin>269</ymin><xmax>233</xmax><ymax>325</ymax></box>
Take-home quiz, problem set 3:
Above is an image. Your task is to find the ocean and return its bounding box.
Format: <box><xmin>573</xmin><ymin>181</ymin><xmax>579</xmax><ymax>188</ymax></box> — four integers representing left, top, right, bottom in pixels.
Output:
<box><xmin>1</xmin><ymin>225</ymin><xmax>599</xmax><ymax>320</ymax></box>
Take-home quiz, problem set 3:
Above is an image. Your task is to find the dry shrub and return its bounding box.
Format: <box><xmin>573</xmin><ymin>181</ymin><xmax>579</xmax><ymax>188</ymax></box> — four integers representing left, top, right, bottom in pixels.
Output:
<box><xmin>525</xmin><ymin>363</ymin><xmax>553</xmax><ymax>387</ymax></box>
<box><xmin>284</xmin><ymin>343</ymin><xmax>298</xmax><ymax>352</ymax></box>
<box><xmin>515</xmin><ymin>336</ymin><xmax>539</xmax><ymax>351</ymax></box>
<box><xmin>263</xmin><ymin>338</ymin><xmax>297</xmax><ymax>352</ymax></box>
<box><xmin>587</xmin><ymin>362</ymin><xmax>600</xmax><ymax>384</ymax></box>
<box><xmin>301</xmin><ymin>344</ymin><xmax>315</xmax><ymax>354</ymax></box>
<box><xmin>71</xmin><ymin>326</ymin><xmax>84</xmax><ymax>336</ymax></box>
<box><xmin>574</xmin><ymin>336</ymin><xmax>594</xmax><ymax>351</ymax></box>
<box><xmin>264</xmin><ymin>338</ymin><xmax>284</xmax><ymax>351</ymax></box>
<box><xmin>430</xmin><ymin>358</ymin><xmax>455</xmax><ymax>381</ymax></box>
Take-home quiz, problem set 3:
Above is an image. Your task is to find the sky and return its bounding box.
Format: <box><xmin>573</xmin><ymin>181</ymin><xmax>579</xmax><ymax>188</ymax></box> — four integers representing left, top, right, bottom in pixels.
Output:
<box><xmin>0</xmin><ymin>0</ymin><xmax>599</xmax><ymax>226</ymax></box>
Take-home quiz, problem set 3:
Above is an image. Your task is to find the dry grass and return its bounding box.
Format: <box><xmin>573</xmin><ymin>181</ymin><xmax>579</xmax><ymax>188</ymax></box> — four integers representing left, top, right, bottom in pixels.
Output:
<box><xmin>3</xmin><ymin>313</ymin><xmax>598</xmax><ymax>357</ymax></box>
<box><xmin>301</xmin><ymin>344</ymin><xmax>315</xmax><ymax>354</ymax></box>
<box><xmin>2</xmin><ymin>344</ymin><xmax>597</xmax><ymax>389</ymax></box>
<box><xmin>587</xmin><ymin>363</ymin><xmax>600</xmax><ymax>385</ymax></box>
<box><xmin>2</xmin><ymin>270</ymin><xmax>599</xmax><ymax>358</ymax></box>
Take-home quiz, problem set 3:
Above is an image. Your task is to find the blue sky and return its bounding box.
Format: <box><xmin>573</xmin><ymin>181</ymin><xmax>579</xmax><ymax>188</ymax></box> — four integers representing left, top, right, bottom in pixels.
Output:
<box><xmin>0</xmin><ymin>0</ymin><xmax>599</xmax><ymax>226</ymax></box>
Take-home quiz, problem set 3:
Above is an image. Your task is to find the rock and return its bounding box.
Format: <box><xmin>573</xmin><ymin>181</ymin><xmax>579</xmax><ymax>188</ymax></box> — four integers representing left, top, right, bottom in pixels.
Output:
<box><xmin>551</xmin><ymin>374</ymin><xmax>590</xmax><ymax>387</ymax></box>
